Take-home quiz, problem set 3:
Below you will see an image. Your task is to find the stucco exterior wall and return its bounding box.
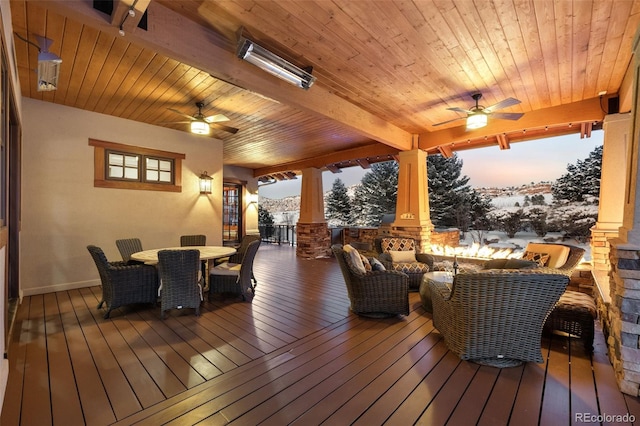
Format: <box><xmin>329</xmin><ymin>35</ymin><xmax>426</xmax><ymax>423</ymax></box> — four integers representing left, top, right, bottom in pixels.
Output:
<box><xmin>21</xmin><ymin>98</ymin><xmax>226</xmax><ymax>296</ymax></box>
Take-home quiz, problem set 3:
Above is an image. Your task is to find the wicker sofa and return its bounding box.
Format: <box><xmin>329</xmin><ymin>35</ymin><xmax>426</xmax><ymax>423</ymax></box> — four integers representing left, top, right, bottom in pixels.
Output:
<box><xmin>332</xmin><ymin>244</ymin><xmax>409</xmax><ymax>317</ymax></box>
<box><xmin>430</xmin><ymin>270</ymin><xmax>569</xmax><ymax>367</ymax></box>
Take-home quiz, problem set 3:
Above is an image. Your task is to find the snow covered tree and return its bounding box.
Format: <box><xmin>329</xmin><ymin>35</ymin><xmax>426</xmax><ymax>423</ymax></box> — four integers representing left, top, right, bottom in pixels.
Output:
<box><xmin>352</xmin><ymin>161</ymin><xmax>398</xmax><ymax>226</ymax></box>
<box><xmin>552</xmin><ymin>145</ymin><xmax>602</xmax><ymax>203</ymax></box>
<box><xmin>325</xmin><ymin>178</ymin><xmax>354</xmax><ymax>225</ymax></box>
<box><xmin>258</xmin><ymin>204</ymin><xmax>275</xmax><ymax>238</ymax></box>
<box><xmin>427</xmin><ymin>153</ymin><xmax>491</xmax><ymax>230</ymax></box>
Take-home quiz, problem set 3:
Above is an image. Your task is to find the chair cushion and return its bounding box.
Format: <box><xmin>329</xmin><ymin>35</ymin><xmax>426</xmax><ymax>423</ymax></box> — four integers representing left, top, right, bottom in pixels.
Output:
<box><xmin>381</xmin><ymin>238</ymin><xmax>415</xmax><ymax>252</ymax></box>
<box><xmin>211</xmin><ymin>262</ymin><xmax>241</xmax><ymax>276</ymax></box>
<box><xmin>389</xmin><ymin>250</ymin><xmax>417</xmax><ymax>263</ymax></box>
<box><xmin>524</xmin><ymin>243</ymin><xmax>571</xmax><ymax>268</ymax></box>
<box><xmin>556</xmin><ymin>290</ymin><xmax>597</xmax><ymax>318</ymax></box>
<box><xmin>391</xmin><ymin>262</ymin><xmax>430</xmax><ymax>274</ymax></box>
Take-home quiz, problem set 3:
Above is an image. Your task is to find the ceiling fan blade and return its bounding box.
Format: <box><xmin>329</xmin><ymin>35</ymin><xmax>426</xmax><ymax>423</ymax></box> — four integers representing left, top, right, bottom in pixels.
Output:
<box><xmin>433</xmin><ymin>116</ymin><xmax>466</xmax><ymax>127</ymax></box>
<box><xmin>484</xmin><ymin>97</ymin><xmax>521</xmax><ymax>113</ymax></box>
<box><xmin>491</xmin><ymin>112</ymin><xmax>524</xmax><ymax>121</ymax></box>
<box><xmin>210</xmin><ymin>122</ymin><xmax>239</xmax><ymax>134</ymax></box>
<box><xmin>204</xmin><ymin>114</ymin><xmax>230</xmax><ymax>123</ymax></box>
<box><xmin>168</xmin><ymin>108</ymin><xmax>196</xmax><ymax>121</ymax></box>
<box><xmin>446</xmin><ymin>106</ymin><xmax>473</xmax><ymax>114</ymax></box>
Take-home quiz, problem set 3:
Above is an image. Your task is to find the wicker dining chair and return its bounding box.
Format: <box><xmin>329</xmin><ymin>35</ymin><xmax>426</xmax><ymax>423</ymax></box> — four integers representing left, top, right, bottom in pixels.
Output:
<box><xmin>157</xmin><ymin>249</ymin><xmax>202</xmax><ymax>319</ymax></box>
<box><xmin>180</xmin><ymin>234</ymin><xmax>207</xmax><ymax>281</ymax></box>
<box><xmin>332</xmin><ymin>244</ymin><xmax>409</xmax><ymax>318</ymax></box>
<box><xmin>87</xmin><ymin>245</ymin><xmax>159</xmax><ymax>319</ymax></box>
<box><xmin>180</xmin><ymin>234</ymin><xmax>206</xmax><ymax>247</ymax></box>
<box><xmin>215</xmin><ymin>235</ymin><xmax>262</xmax><ymax>285</ymax></box>
<box><xmin>115</xmin><ymin>238</ymin><xmax>144</xmax><ymax>264</ymax></box>
<box><xmin>209</xmin><ymin>239</ymin><xmax>261</xmax><ymax>301</ymax></box>
<box><xmin>430</xmin><ymin>271</ymin><xmax>569</xmax><ymax>367</ymax></box>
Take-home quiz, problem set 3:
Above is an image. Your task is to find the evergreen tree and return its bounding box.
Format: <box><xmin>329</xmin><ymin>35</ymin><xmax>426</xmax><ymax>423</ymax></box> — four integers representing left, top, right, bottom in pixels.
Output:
<box><xmin>325</xmin><ymin>178</ymin><xmax>354</xmax><ymax>225</ymax></box>
<box><xmin>427</xmin><ymin>153</ymin><xmax>491</xmax><ymax>229</ymax></box>
<box><xmin>552</xmin><ymin>145</ymin><xmax>603</xmax><ymax>203</ymax></box>
<box><xmin>258</xmin><ymin>204</ymin><xmax>275</xmax><ymax>238</ymax></box>
<box><xmin>352</xmin><ymin>161</ymin><xmax>399</xmax><ymax>226</ymax></box>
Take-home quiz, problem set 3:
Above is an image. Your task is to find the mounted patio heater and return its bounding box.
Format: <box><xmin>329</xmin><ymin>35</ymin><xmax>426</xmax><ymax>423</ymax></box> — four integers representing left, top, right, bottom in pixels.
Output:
<box><xmin>237</xmin><ymin>36</ymin><xmax>316</xmax><ymax>90</ymax></box>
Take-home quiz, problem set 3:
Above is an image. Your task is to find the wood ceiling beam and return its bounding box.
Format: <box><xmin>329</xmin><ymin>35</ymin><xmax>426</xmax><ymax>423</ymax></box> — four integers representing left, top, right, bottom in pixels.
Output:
<box><xmin>496</xmin><ymin>133</ymin><xmax>510</xmax><ymax>150</ymax></box>
<box><xmin>112</xmin><ymin>0</ymin><xmax>150</xmax><ymax>33</ymax></box>
<box><xmin>253</xmin><ymin>143</ymin><xmax>399</xmax><ymax>178</ymax></box>
<box><xmin>38</xmin><ymin>0</ymin><xmax>413</xmax><ymax>152</ymax></box>
<box><xmin>325</xmin><ymin>165</ymin><xmax>342</xmax><ymax>173</ymax></box>
<box><xmin>419</xmin><ymin>98</ymin><xmax>604</xmax><ymax>151</ymax></box>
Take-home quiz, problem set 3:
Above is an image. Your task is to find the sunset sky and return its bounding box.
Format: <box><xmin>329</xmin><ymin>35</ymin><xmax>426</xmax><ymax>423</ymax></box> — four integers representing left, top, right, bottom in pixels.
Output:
<box><xmin>258</xmin><ymin>130</ymin><xmax>604</xmax><ymax>199</ymax></box>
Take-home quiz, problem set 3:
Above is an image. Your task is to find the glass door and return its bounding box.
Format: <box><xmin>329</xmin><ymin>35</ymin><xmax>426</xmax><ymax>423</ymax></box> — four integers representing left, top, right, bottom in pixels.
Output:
<box><xmin>222</xmin><ymin>183</ymin><xmax>242</xmax><ymax>244</ymax></box>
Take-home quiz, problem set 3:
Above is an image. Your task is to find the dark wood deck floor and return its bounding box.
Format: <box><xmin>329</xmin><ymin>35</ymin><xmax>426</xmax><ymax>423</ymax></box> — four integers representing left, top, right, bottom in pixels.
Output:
<box><xmin>2</xmin><ymin>244</ymin><xmax>639</xmax><ymax>425</ymax></box>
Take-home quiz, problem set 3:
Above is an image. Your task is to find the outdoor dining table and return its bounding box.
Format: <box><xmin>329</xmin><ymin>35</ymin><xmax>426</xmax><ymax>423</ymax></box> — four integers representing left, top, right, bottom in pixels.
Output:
<box><xmin>130</xmin><ymin>246</ymin><xmax>237</xmax><ymax>291</ymax></box>
<box><xmin>130</xmin><ymin>245</ymin><xmax>236</xmax><ymax>265</ymax></box>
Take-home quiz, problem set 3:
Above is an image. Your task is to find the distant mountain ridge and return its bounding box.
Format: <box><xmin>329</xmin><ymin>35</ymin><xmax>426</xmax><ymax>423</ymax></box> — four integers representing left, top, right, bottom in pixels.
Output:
<box><xmin>259</xmin><ymin>181</ymin><xmax>554</xmax><ymax>215</ymax></box>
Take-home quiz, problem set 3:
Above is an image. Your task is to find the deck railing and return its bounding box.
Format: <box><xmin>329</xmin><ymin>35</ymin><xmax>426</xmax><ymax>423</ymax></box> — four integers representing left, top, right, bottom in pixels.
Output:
<box><xmin>259</xmin><ymin>224</ymin><xmax>296</xmax><ymax>245</ymax></box>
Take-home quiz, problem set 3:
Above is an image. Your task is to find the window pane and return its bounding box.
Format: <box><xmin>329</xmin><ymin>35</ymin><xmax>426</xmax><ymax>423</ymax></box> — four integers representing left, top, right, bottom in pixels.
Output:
<box><xmin>159</xmin><ymin>171</ymin><xmax>171</xmax><ymax>182</ymax></box>
<box><xmin>125</xmin><ymin>155</ymin><xmax>138</xmax><ymax>168</ymax></box>
<box><xmin>146</xmin><ymin>158</ymin><xmax>158</xmax><ymax>169</ymax></box>
<box><xmin>109</xmin><ymin>153</ymin><xmax>123</xmax><ymax>166</ymax></box>
<box><xmin>146</xmin><ymin>170</ymin><xmax>158</xmax><ymax>181</ymax></box>
<box><xmin>109</xmin><ymin>165</ymin><xmax>123</xmax><ymax>178</ymax></box>
<box><xmin>159</xmin><ymin>160</ymin><xmax>171</xmax><ymax>171</ymax></box>
<box><xmin>124</xmin><ymin>167</ymin><xmax>138</xmax><ymax>179</ymax></box>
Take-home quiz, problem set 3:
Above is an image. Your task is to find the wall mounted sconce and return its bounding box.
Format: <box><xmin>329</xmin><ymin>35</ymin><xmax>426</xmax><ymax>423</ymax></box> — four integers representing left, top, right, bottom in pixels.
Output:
<box><xmin>247</xmin><ymin>193</ymin><xmax>259</xmax><ymax>204</ymax></box>
<box><xmin>199</xmin><ymin>171</ymin><xmax>213</xmax><ymax>194</ymax></box>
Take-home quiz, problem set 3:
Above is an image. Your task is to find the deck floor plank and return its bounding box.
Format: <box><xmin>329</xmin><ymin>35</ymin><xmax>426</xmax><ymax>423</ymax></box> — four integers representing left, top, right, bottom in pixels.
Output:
<box><xmin>56</xmin><ymin>290</ymin><xmax>117</xmax><ymax>425</ymax></box>
<box><xmin>44</xmin><ymin>292</ymin><xmax>85</xmax><ymax>425</ymax></box>
<box><xmin>2</xmin><ymin>244</ymin><xmax>639</xmax><ymax>425</ymax></box>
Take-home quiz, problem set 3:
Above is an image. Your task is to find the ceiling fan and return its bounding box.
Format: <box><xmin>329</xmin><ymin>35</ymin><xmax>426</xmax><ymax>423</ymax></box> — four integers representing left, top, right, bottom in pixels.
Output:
<box><xmin>164</xmin><ymin>101</ymin><xmax>239</xmax><ymax>135</ymax></box>
<box><xmin>433</xmin><ymin>93</ymin><xmax>524</xmax><ymax>129</ymax></box>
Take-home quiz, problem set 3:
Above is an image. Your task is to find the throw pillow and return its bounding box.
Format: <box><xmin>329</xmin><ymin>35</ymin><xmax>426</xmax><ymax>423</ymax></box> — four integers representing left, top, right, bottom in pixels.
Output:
<box><xmin>360</xmin><ymin>252</ymin><xmax>372</xmax><ymax>271</ymax></box>
<box><xmin>524</xmin><ymin>243</ymin><xmax>571</xmax><ymax>268</ymax></box>
<box><xmin>389</xmin><ymin>250</ymin><xmax>417</xmax><ymax>263</ymax></box>
<box><xmin>503</xmin><ymin>258</ymin><xmax>539</xmax><ymax>269</ymax></box>
<box><xmin>369</xmin><ymin>257</ymin><xmax>386</xmax><ymax>271</ymax></box>
<box><xmin>343</xmin><ymin>244</ymin><xmax>367</xmax><ymax>274</ymax></box>
<box><xmin>522</xmin><ymin>251</ymin><xmax>550</xmax><ymax>267</ymax></box>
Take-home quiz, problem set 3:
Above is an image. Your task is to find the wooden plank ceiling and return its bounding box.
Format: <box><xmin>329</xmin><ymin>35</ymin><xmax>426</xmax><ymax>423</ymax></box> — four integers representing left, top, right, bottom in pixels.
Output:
<box><xmin>10</xmin><ymin>0</ymin><xmax>640</xmax><ymax>181</ymax></box>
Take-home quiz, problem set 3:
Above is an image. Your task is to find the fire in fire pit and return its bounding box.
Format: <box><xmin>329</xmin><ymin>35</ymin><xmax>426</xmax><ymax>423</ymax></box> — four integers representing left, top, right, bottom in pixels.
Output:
<box><xmin>430</xmin><ymin>242</ymin><xmax>522</xmax><ymax>260</ymax></box>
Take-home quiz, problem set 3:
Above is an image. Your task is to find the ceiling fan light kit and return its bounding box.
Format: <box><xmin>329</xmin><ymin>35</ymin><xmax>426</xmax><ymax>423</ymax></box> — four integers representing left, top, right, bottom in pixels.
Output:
<box><xmin>190</xmin><ymin>120</ymin><xmax>210</xmax><ymax>135</ymax></box>
<box><xmin>237</xmin><ymin>36</ymin><xmax>316</xmax><ymax>90</ymax></box>
<box><xmin>434</xmin><ymin>92</ymin><xmax>523</xmax><ymax>130</ymax></box>
<box><xmin>466</xmin><ymin>112</ymin><xmax>488</xmax><ymax>130</ymax></box>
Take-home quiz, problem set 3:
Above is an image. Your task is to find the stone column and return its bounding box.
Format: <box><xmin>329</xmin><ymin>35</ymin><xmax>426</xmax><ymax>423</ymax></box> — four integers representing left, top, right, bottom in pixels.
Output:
<box><xmin>391</xmin><ymin>149</ymin><xmax>434</xmax><ymax>252</ymax></box>
<box><xmin>296</xmin><ymin>167</ymin><xmax>330</xmax><ymax>258</ymax></box>
<box><xmin>608</xmin><ymin>27</ymin><xmax>640</xmax><ymax>396</ymax></box>
<box><xmin>591</xmin><ymin>113</ymin><xmax>630</xmax><ymax>303</ymax></box>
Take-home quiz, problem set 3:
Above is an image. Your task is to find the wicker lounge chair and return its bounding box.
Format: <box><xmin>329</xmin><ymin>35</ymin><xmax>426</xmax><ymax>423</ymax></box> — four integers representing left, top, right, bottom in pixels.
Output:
<box><xmin>115</xmin><ymin>237</ymin><xmax>144</xmax><ymax>264</ymax></box>
<box><xmin>332</xmin><ymin>244</ymin><xmax>409</xmax><ymax>318</ymax></box>
<box><xmin>376</xmin><ymin>237</ymin><xmax>434</xmax><ymax>290</ymax></box>
<box><xmin>430</xmin><ymin>271</ymin><xmax>569</xmax><ymax>367</ymax></box>
<box><xmin>209</xmin><ymin>239</ymin><xmax>261</xmax><ymax>301</ymax></box>
<box><xmin>157</xmin><ymin>249</ymin><xmax>202</xmax><ymax>318</ymax></box>
<box><xmin>87</xmin><ymin>245</ymin><xmax>159</xmax><ymax>319</ymax></box>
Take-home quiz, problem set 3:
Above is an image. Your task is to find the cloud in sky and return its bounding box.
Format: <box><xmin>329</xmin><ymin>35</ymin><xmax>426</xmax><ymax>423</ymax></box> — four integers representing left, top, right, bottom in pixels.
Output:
<box><xmin>258</xmin><ymin>130</ymin><xmax>604</xmax><ymax>198</ymax></box>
